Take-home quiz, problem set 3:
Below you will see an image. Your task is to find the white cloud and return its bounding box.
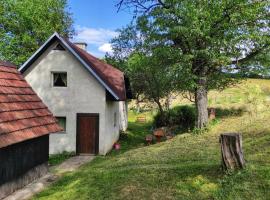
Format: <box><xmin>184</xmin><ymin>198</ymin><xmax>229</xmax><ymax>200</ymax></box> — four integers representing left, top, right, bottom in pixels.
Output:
<box><xmin>87</xmin><ymin>50</ymin><xmax>104</xmax><ymax>58</ymax></box>
<box><xmin>74</xmin><ymin>26</ymin><xmax>118</xmax><ymax>45</ymax></box>
<box><xmin>98</xmin><ymin>43</ymin><xmax>113</xmax><ymax>54</ymax></box>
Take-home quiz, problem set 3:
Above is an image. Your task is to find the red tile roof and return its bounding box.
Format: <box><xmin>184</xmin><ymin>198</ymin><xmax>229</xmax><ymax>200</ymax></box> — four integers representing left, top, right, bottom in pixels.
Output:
<box><xmin>0</xmin><ymin>61</ymin><xmax>62</xmax><ymax>148</ymax></box>
<box><xmin>64</xmin><ymin>39</ymin><xmax>126</xmax><ymax>100</ymax></box>
<box><xmin>20</xmin><ymin>33</ymin><xmax>128</xmax><ymax>101</ymax></box>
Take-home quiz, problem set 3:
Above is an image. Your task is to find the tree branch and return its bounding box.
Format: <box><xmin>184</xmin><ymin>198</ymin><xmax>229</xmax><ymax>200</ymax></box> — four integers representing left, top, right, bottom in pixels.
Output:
<box><xmin>116</xmin><ymin>0</ymin><xmax>170</xmax><ymax>14</ymax></box>
<box><xmin>116</xmin><ymin>0</ymin><xmax>125</xmax><ymax>12</ymax></box>
<box><xmin>231</xmin><ymin>44</ymin><xmax>269</xmax><ymax>65</ymax></box>
<box><xmin>182</xmin><ymin>92</ymin><xmax>195</xmax><ymax>103</ymax></box>
<box><xmin>157</xmin><ymin>0</ymin><xmax>170</xmax><ymax>9</ymax></box>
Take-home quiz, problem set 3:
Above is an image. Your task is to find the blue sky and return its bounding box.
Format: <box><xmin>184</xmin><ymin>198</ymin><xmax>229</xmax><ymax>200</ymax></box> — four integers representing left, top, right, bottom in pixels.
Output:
<box><xmin>68</xmin><ymin>0</ymin><xmax>133</xmax><ymax>57</ymax></box>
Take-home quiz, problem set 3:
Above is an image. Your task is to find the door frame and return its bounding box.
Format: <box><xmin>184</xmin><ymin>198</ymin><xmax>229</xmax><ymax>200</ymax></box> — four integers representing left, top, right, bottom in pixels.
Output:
<box><xmin>76</xmin><ymin>113</ymin><xmax>99</xmax><ymax>155</ymax></box>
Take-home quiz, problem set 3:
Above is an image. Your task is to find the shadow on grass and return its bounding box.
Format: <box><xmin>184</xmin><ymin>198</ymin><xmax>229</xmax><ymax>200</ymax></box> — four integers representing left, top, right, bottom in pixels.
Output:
<box><xmin>109</xmin><ymin>121</ymin><xmax>152</xmax><ymax>156</ymax></box>
<box><xmin>215</xmin><ymin>107</ymin><xmax>246</xmax><ymax>119</ymax></box>
<box><xmin>34</xmin><ymin>157</ymin><xmax>223</xmax><ymax>200</ymax></box>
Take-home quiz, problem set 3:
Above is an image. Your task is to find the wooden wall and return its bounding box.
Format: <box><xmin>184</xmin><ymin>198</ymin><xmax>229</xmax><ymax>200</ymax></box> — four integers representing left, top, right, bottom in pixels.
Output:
<box><xmin>0</xmin><ymin>135</ymin><xmax>49</xmax><ymax>197</ymax></box>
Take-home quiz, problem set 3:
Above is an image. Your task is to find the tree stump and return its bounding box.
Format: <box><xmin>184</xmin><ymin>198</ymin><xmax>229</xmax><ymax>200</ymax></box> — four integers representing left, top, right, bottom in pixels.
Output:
<box><xmin>153</xmin><ymin>128</ymin><xmax>165</xmax><ymax>143</ymax></box>
<box><xmin>220</xmin><ymin>133</ymin><xmax>245</xmax><ymax>170</ymax></box>
<box><xmin>145</xmin><ymin>134</ymin><xmax>153</xmax><ymax>145</ymax></box>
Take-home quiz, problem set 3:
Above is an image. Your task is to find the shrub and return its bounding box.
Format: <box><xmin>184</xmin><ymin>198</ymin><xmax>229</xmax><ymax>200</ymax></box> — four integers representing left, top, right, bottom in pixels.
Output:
<box><xmin>153</xmin><ymin>105</ymin><xmax>196</xmax><ymax>131</ymax></box>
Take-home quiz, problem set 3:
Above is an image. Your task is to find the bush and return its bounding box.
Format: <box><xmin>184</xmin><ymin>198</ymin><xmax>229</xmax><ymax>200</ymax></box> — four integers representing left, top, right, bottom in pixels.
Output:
<box><xmin>153</xmin><ymin>105</ymin><xmax>196</xmax><ymax>131</ymax></box>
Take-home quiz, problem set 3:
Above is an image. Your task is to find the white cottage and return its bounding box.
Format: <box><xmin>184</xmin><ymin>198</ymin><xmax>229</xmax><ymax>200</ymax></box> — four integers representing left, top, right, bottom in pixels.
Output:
<box><xmin>19</xmin><ymin>33</ymin><xmax>131</xmax><ymax>155</ymax></box>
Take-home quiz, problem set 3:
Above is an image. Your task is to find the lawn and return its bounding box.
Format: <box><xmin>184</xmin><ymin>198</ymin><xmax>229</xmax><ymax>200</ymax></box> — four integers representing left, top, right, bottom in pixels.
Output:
<box><xmin>49</xmin><ymin>151</ymin><xmax>75</xmax><ymax>166</ymax></box>
<box><xmin>33</xmin><ymin>79</ymin><xmax>270</xmax><ymax>200</ymax></box>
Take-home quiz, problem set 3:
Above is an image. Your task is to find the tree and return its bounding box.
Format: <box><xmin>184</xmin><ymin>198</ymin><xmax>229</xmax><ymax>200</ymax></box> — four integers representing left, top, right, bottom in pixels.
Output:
<box><xmin>106</xmin><ymin>37</ymin><xmax>179</xmax><ymax>116</ymax></box>
<box><xmin>107</xmin><ymin>25</ymin><xmax>188</xmax><ymax>116</ymax></box>
<box><xmin>0</xmin><ymin>0</ymin><xmax>74</xmax><ymax>66</ymax></box>
<box><xmin>115</xmin><ymin>0</ymin><xmax>270</xmax><ymax>128</ymax></box>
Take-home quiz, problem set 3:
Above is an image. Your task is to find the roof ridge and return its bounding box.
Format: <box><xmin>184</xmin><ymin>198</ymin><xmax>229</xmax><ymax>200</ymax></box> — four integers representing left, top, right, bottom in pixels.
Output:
<box><xmin>63</xmin><ymin>38</ymin><xmax>126</xmax><ymax>100</ymax></box>
<box><xmin>72</xmin><ymin>43</ymin><xmax>123</xmax><ymax>74</ymax></box>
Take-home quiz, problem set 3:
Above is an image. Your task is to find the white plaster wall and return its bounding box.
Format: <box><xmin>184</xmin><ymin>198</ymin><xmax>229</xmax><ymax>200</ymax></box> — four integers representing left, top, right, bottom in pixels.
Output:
<box><xmin>104</xmin><ymin>101</ymin><xmax>120</xmax><ymax>153</ymax></box>
<box><xmin>23</xmin><ymin>42</ymin><xmax>113</xmax><ymax>155</ymax></box>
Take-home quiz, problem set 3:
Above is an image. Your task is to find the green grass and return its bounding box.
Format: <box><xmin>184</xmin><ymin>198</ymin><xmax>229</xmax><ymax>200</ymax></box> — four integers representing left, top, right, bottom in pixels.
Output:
<box><xmin>33</xmin><ymin>79</ymin><xmax>270</xmax><ymax>200</ymax></box>
<box><xmin>49</xmin><ymin>151</ymin><xmax>75</xmax><ymax>166</ymax></box>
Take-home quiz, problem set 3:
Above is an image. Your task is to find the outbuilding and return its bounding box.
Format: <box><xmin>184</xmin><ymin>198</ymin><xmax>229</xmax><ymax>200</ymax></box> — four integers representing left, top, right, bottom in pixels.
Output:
<box><xmin>19</xmin><ymin>32</ymin><xmax>132</xmax><ymax>155</ymax></box>
<box><xmin>0</xmin><ymin>61</ymin><xmax>62</xmax><ymax>199</ymax></box>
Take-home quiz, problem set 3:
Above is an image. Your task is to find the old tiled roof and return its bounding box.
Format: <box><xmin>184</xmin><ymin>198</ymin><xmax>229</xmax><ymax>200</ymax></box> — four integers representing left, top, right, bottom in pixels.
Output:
<box><xmin>64</xmin><ymin>39</ymin><xmax>126</xmax><ymax>100</ymax></box>
<box><xmin>0</xmin><ymin>61</ymin><xmax>62</xmax><ymax>148</ymax></box>
<box><xmin>20</xmin><ymin>33</ymin><xmax>127</xmax><ymax>101</ymax></box>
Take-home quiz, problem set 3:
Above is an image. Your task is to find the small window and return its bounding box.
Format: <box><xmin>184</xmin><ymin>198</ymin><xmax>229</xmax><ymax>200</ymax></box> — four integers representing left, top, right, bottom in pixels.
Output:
<box><xmin>53</xmin><ymin>44</ymin><xmax>65</xmax><ymax>51</ymax></box>
<box><xmin>56</xmin><ymin>117</ymin><xmax>66</xmax><ymax>132</ymax></box>
<box><xmin>114</xmin><ymin>112</ymin><xmax>117</xmax><ymax>127</ymax></box>
<box><xmin>52</xmin><ymin>72</ymin><xmax>67</xmax><ymax>87</ymax></box>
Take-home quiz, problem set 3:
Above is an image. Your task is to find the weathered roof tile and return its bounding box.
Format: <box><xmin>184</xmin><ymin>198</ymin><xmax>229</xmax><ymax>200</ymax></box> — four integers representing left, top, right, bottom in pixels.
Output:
<box><xmin>64</xmin><ymin>39</ymin><xmax>126</xmax><ymax>100</ymax></box>
<box><xmin>0</xmin><ymin>61</ymin><xmax>62</xmax><ymax>148</ymax></box>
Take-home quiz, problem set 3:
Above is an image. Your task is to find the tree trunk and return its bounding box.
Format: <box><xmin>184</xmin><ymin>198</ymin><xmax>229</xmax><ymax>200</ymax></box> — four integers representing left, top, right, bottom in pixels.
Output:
<box><xmin>165</xmin><ymin>95</ymin><xmax>172</xmax><ymax>110</ymax></box>
<box><xmin>220</xmin><ymin>133</ymin><xmax>245</xmax><ymax>170</ymax></box>
<box><xmin>154</xmin><ymin>99</ymin><xmax>166</xmax><ymax>125</ymax></box>
<box><xmin>195</xmin><ymin>77</ymin><xmax>208</xmax><ymax>128</ymax></box>
<box><xmin>155</xmin><ymin>99</ymin><xmax>164</xmax><ymax>115</ymax></box>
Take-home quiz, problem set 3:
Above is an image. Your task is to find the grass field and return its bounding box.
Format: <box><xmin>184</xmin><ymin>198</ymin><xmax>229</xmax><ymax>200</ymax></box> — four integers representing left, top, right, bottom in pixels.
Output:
<box><xmin>49</xmin><ymin>151</ymin><xmax>75</xmax><ymax>166</ymax></box>
<box><xmin>33</xmin><ymin>79</ymin><xmax>270</xmax><ymax>200</ymax></box>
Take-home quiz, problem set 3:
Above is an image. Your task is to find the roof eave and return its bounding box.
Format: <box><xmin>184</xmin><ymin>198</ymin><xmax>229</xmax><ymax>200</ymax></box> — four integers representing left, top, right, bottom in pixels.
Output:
<box><xmin>19</xmin><ymin>32</ymin><xmax>59</xmax><ymax>73</ymax></box>
<box><xmin>58</xmin><ymin>37</ymin><xmax>120</xmax><ymax>101</ymax></box>
<box><xmin>19</xmin><ymin>32</ymin><xmax>120</xmax><ymax>101</ymax></box>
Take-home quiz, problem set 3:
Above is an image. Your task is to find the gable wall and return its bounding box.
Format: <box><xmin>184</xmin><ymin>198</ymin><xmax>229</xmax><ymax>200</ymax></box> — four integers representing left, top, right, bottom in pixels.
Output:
<box><xmin>23</xmin><ymin>42</ymin><xmax>111</xmax><ymax>154</ymax></box>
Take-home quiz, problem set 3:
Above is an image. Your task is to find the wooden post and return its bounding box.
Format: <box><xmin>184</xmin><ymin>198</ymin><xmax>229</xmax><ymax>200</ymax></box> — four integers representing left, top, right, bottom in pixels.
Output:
<box><xmin>220</xmin><ymin>133</ymin><xmax>245</xmax><ymax>170</ymax></box>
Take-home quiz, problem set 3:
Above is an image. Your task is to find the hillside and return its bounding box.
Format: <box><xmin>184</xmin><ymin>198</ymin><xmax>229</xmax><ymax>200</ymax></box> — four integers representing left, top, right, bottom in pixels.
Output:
<box><xmin>34</xmin><ymin>79</ymin><xmax>270</xmax><ymax>200</ymax></box>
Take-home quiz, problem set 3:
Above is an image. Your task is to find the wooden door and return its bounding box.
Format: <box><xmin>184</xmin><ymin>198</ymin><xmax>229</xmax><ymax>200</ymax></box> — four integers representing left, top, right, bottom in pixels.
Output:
<box><xmin>77</xmin><ymin>114</ymin><xmax>99</xmax><ymax>154</ymax></box>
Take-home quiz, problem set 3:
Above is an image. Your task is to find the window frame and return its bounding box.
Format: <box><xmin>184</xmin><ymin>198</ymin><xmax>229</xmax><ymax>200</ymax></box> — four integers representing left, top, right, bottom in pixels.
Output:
<box><xmin>53</xmin><ymin>43</ymin><xmax>66</xmax><ymax>51</ymax></box>
<box><xmin>51</xmin><ymin>71</ymin><xmax>67</xmax><ymax>87</ymax></box>
<box><xmin>56</xmin><ymin>116</ymin><xmax>67</xmax><ymax>133</ymax></box>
